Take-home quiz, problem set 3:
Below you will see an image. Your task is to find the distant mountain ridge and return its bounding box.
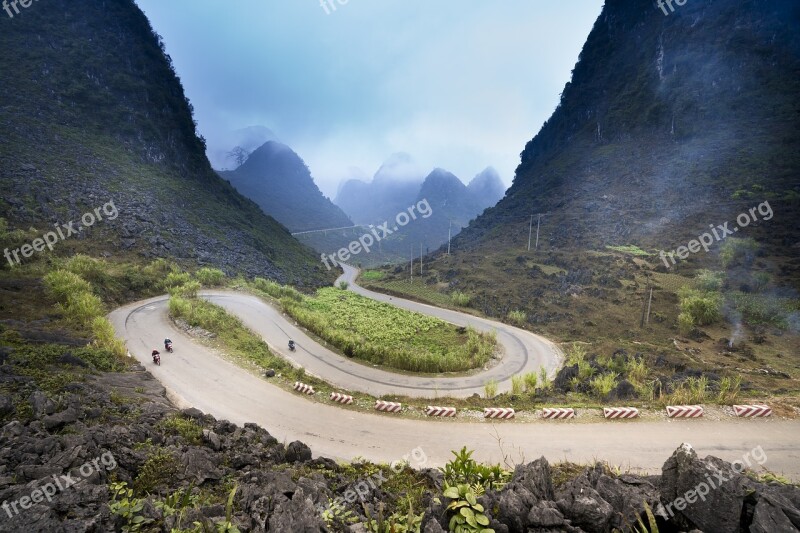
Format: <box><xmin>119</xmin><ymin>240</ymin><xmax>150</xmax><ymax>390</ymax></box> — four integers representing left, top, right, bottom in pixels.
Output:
<box><xmin>220</xmin><ymin>142</ymin><xmax>353</xmax><ymax>233</ymax></box>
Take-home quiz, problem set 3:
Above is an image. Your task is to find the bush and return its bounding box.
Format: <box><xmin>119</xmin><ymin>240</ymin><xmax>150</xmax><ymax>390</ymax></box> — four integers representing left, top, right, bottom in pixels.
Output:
<box><xmin>164</xmin><ymin>271</ymin><xmax>191</xmax><ymax>289</ymax></box>
<box><xmin>195</xmin><ymin>267</ymin><xmax>225</xmax><ymax>287</ymax></box>
<box><xmin>169</xmin><ymin>280</ymin><xmax>201</xmax><ymax>299</ymax></box>
<box><xmin>523</xmin><ymin>372</ymin><xmax>538</xmax><ymax>391</ymax></box>
<box><xmin>511</xmin><ymin>375</ymin><xmax>525</xmax><ymax>395</ymax></box>
<box><xmin>678</xmin><ymin>312</ymin><xmax>695</xmax><ymax>335</ymax></box>
<box><xmin>695</xmin><ymin>270</ymin><xmax>724</xmax><ymax>292</ymax></box>
<box><xmin>134</xmin><ymin>449</ymin><xmax>180</xmax><ymax>495</ymax></box>
<box><xmin>590</xmin><ymin>372</ymin><xmax>618</xmax><ymax>398</ymax></box>
<box><xmin>59</xmin><ymin>292</ymin><xmax>105</xmax><ymax>328</ymax></box>
<box><xmin>484</xmin><ymin>379</ymin><xmax>498</xmax><ymax>399</ymax></box>
<box><xmin>158</xmin><ymin>415</ymin><xmax>203</xmax><ymax>444</ymax></box>
<box><xmin>338</xmin><ymin>281</ymin><xmax>349</xmax><ymax>290</ymax></box>
<box><xmin>252</xmin><ymin>277</ymin><xmax>304</xmax><ymax>302</ymax></box>
<box><xmin>679</xmin><ymin>288</ymin><xmax>721</xmax><ymax>326</ymax></box>
<box><xmin>91</xmin><ymin>317</ymin><xmax>127</xmax><ymax>359</ymax></box>
<box><xmin>44</xmin><ymin>270</ymin><xmax>93</xmax><ymax>303</ymax></box>
<box><xmin>450</xmin><ymin>291</ymin><xmax>471</xmax><ymax>306</ymax></box>
<box><xmin>63</xmin><ymin>255</ymin><xmax>108</xmax><ymax>285</ymax></box>
<box><xmin>507</xmin><ymin>310</ymin><xmax>526</xmax><ymax>326</ymax></box>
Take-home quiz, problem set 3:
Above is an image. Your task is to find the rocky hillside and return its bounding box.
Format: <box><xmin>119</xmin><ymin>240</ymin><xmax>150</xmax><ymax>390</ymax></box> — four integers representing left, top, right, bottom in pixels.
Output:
<box><xmin>0</xmin><ymin>349</ymin><xmax>797</xmax><ymax>532</ymax></box>
<box><xmin>456</xmin><ymin>0</ymin><xmax>800</xmax><ymax>253</ymax></box>
<box><xmin>219</xmin><ymin>141</ymin><xmax>353</xmax><ymax>233</ymax></box>
<box><xmin>0</xmin><ymin>0</ymin><xmax>330</xmax><ymax>286</ymax></box>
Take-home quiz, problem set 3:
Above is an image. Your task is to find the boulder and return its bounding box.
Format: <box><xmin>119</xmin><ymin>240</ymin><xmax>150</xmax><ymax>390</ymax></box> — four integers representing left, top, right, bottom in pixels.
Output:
<box><xmin>285</xmin><ymin>440</ymin><xmax>312</xmax><ymax>463</ymax></box>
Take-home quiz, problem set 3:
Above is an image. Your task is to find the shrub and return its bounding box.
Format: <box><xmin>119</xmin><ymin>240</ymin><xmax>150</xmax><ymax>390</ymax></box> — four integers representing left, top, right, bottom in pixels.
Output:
<box><xmin>91</xmin><ymin>317</ymin><xmax>127</xmax><ymax>359</ymax></box>
<box><xmin>252</xmin><ymin>277</ymin><xmax>304</xmax><ymax>302</ymax></box>
<box><xmin>163</xmin><ymin>271</ymin><xmax>191</xmax><ymax>289</ymax></box>
<box><xmin>483</xmin><ymin>379</ymin><xmax>498</xmax><ymax>399</ymax></box>
<box><xmin>590</xmin><ymin>372</ymin><xmax>618</xmax><ymax>398</ymax></box>
<box><xmin>511</xmin><ymin>375</ymin><xmax>524</xmax><ymax>395</ymax></box>
<box><xmin>695</xmin><ymin>270</ymin><xmax>724</xmax><ymax>292</ymax></box>
<box><xmin>523</xmin><ymin>372</ymin><xmax>538</xmax><ymax>391</ymax></box>
<box><xmin>63</xmin><ymin>255</ymin><xmax>108</xmax><ymax>285</ymax></box>
<box><xmin>450</xmin><ymin>291</ymin><xmax>471</xmax><ymax>306</ymax></box>
<box><xmin>195</xmin><ymin>267</ymin><xmax>225</xmax><ymax>287</ymax></box>
<box><xmin>679</xmin><ymin>288</ymin><xmax>721</xmax><ymax>326</ymax></box>
<box><xmin>678</xmin><ymin>312</ymin><xmax>695</xmax><ymax>335</ymax></box>
<box><xmin>59</xmin><ymin>292</ymin><xmax>105</xmax><ymax>327</ymax></box>
<box><xmin>538</xmin><ymin>366</ymin><xmax>550</xmax><ymax>391</ymax></box>
<box><xmin>44</xmin><ymin>270</ymin><xmax>93</xmax><ymax>303</ymax></box>
<box><xmin>565</xmin><ymin>343</ymin><xmax>588</xmax><ymax>365</ymax></box>
<box><xmin>134</xmin><ymin>449</ymin><xmax>180</xmax><ymax>495</ymax></box>
<box><xmin>338</xmin><ymin>281</ymin><xmax>349</xmax><ymax>290</ymax></box>
<box><xmin>158</xmin><ymin>415</ymin><xmax>203</xmax><ymax>444</ymax></box>
<box><xmin>507</xmin><ymin>310</ymin><xmax>526</xmax><ymax>326</ymax></box>
<box><xmin>169</xmin><ymin>280</ymin><xmax>201</xmax><ymax>299</ymax></box>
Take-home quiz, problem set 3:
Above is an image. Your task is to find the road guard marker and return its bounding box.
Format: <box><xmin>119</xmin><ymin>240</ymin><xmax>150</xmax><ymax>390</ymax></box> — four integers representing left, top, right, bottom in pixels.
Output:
<box><xmin>293</xmin><ymin>382</ymin><xmax>315</xmax><ymax>395</ymax></box>
<box><xmin>733</xmin><ymin>404</ymin><xmax>772</xmax><ymax>418</ymax></box>
<box><xmin>375</xmin><ymin>400</ymin><xmax>402</xmax><ymax>413</ymax></box>
<box><xmin>542</xmin><ymin>408</ymin><xmax>575</xmax><ymax>419</ymax></box>
<box><xmin>330</xmin><ymin>392</ymin><xmax>354</xmax><ymax>405</ymax></box>
<box><xmin>425</xmin><ymin>406</ymin><xmax>456</xmax><ymax>417</ymax></box>
<box><xmin>603</xmin><ymin>407</ymin><xmax>639</xmax><ymax>419</ymax></box>
<box><xmin>666</xmin><ymin>405</ymin><xmax>703</xmax><ymax>418</ymax></box>
<box><xmin>484</xmin><ymin>408</ymin><xmax>515</xmax><ymax>419</ymax></box>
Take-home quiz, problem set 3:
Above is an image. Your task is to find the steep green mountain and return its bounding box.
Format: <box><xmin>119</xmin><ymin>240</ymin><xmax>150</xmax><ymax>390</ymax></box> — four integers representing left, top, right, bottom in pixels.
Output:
<box><xmin>0</xmin><ymin>0</ymin><xmax>330</xmax><ymax>287</ymax></box>
<box><xmin>219</xmin><ymin>141</ymin><xmax>352</xmax><ymax>233</ymax></box>
<box><xmin>368</xmin><ymin>0</ymin><xmax>800</xmax><ymax>396</ymax></box>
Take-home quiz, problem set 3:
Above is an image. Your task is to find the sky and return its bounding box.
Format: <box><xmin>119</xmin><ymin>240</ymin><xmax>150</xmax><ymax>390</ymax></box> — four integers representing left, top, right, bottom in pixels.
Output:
<box><xmin>134</xmin><ymin>0</ymin><xmax>605</xmax><ymax>198</ymax></box>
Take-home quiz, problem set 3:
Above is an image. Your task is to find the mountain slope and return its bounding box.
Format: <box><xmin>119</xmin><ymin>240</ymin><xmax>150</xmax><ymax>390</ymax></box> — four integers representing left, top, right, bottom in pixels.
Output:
<box><xmin>219</xmin><ymin>141</ymin><xmax>353</xmax><ymax>233</ymax></box>
<box><xmin>0</xmin><ymin>0</ymin><xmax>330</xmax><ymax>286</ymax></box>
<box><xmin>367</xmin><ymin>0</ymin><xmax>800</xmax><ymax>397</ymax></box>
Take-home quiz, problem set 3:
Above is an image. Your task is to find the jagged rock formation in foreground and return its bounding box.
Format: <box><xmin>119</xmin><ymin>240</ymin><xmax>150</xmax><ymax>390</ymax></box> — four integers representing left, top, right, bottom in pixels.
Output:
<box><xmin>0</xmin><ymin>361</ymin><xmax>798</xmax><ymax>532</ymax></box>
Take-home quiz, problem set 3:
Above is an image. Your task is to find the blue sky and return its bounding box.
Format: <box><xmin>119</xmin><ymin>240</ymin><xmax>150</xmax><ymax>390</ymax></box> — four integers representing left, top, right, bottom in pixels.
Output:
<box><xmin>135</xmin><ymin>0</ymin><xmax>604</xmax><ymax>197</ymax></box>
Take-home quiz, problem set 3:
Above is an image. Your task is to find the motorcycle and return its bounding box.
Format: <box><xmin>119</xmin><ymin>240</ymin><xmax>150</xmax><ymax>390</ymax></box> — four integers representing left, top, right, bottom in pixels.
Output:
<box><xmin>165</xmin><ymin>342</ymin><xmax>173</xmax><ymax>353</ymax></box>
<box><xmin>288</xmin><ymin>340</ymin><xmax>296</xmax><ymax>352</ymax></box>
<box><xmin>152</xmin><ymin>352</ymin><xmax>161</xmax><ymax>365</ymax></box>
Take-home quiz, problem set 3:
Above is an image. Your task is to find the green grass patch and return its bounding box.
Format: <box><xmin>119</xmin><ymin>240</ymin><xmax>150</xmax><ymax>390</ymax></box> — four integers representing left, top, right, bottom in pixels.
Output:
<box><xmin>360</xmin><ymin>270</ymin><xmax>385</xmax><ymax>281</ymax></box>
<box><xmin>281</xmin><ymin>288</ymin><xmax>496</xmax><ymax>373</ymax></box>
<box><xmin>605</xmin><ymin>245</ymin><xmax>651</xmax><ymax>256</ymax></box>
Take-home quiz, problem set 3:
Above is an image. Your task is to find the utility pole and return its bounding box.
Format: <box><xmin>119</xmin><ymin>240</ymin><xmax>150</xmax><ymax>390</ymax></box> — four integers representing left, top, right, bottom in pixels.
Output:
<box><xmin>420</xmin><ymin>242</ymin><xmax>423</xmax><ymax>275</ymax></box>
<box><xmin>535</xmin><ymin>214</ymin><xmax>541</xmax><ymax>250</ymax></box>
<box><xmin>447</xmin><ymin>220</ymin><xmax>452</xmax><ymax>255</ymax></box>
<box><xmin>640</xmin><ymin>285</ymin><xmax>650</xmax><ymax>328</ymax></box>
<box><xmin>527</xmin><ymin>215</ymin><xmax>533</xmax><ymax>251</ymax></box>
<box><xmin>410</xmin><ymin>244</ymin><xmax>413</xmax><ymax>283</ymax></box>
<box><xmin>645</xmin><ymin>286</ymin><xmax>654</xmax><ymax>325</ymax></box>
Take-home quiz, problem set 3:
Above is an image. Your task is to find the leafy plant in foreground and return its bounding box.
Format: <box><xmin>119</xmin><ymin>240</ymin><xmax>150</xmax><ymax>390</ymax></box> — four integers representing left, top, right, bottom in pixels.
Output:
<box><xmin>443</xmin><ymin>484</ymin><xmax>494</xmax><ymax>533</ymax></box>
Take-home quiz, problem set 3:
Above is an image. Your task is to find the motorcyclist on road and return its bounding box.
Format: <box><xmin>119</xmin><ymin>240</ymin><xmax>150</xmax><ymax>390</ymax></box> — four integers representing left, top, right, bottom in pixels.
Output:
<box><xmin>288</xmin><ymin>339</ymin><xmax>295</xmax><ymax>351</ymax></box>
<box><xmin>164</xmin><ymin>338</ymin><xmax>172</xmax><ymax>351</ymax></box>
<box><xmin>151</xmin><ymin>349</ymin><xmax>160</xmax><ymax>364</ymax></box>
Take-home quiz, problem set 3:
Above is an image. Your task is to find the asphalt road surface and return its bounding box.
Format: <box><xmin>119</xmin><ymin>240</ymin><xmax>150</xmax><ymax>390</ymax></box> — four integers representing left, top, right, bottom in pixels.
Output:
<box><xmin>109</xmin><ymin>271</ymin><xmax>800</xmax><ymax>479</ymax></box>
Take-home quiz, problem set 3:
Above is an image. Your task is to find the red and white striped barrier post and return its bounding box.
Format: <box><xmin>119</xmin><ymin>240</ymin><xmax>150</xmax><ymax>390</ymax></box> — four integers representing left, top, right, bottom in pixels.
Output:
<box><xmin>425</xmin><ymin>406</ymin><xmax>457</xmax><ymax>417</ymax></box>
<box><xmin>374</xmin><ymin>400</ymin><xmax>402</xmax><ymax>413</ymax></box>
<box><xmin>603</xmin><ymin>407</ymin><xmax>640</xmax><ymax>419</ymax></box>
<box><xmin>293</xmin><ymin>382</ymin><xmax>315</xmax><ymax>395</ymax></box>
<box><xmin>484</xmin><ymin>408</ymin><xmax>515</xmax><ymax>419</ymax></box>
<box><xmin>542</xmin><ymin>408</ymin><xmax>575</xmax><ymax>419</ymax></box>
<box><xmin>666</xmin><ymin>405</ymin><xmax>703</xmax><ymax>418</ymax></box>
<box><xmin>330</xmin><ymin>392</ymin><xmax>354</xmax><ymax>405</ymax></box>
<box><xmin>733</xmin><ymin>404</ymin><xmax>772</xmax><ymax>418</ymax></box>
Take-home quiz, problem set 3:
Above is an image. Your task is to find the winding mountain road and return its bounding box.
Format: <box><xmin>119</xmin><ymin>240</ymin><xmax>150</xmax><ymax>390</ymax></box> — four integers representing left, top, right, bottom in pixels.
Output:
<box><xmin>109</xmin><ymin>267</ymin><xmax>800</xmax><ymax>479</ymax></box>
